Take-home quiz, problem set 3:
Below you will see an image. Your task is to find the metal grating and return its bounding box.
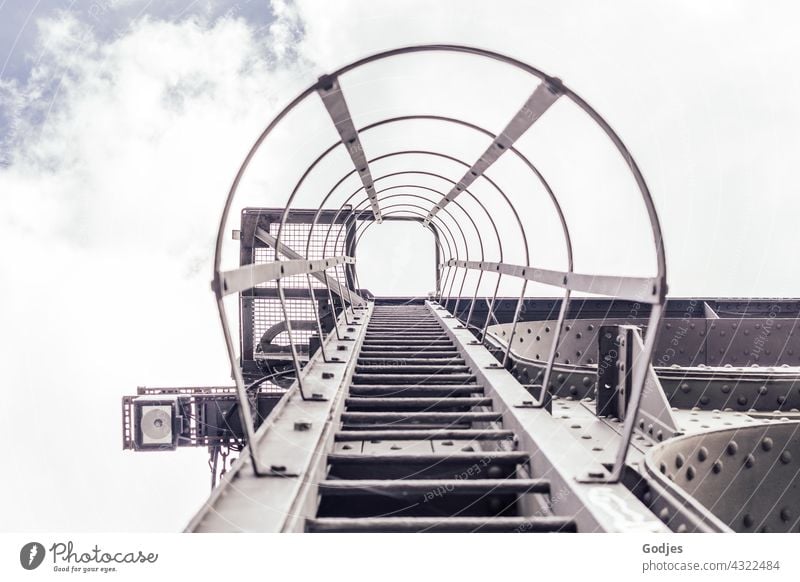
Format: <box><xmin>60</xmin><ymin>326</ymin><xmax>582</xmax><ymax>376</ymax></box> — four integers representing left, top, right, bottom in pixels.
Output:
<box><xmin>252</xmin><ymin>298</ymin><xmax>317</xmax><ymax>349</ymax></box>
<box><xmin>253</xmin><ymin>222</ymin><xmax>346</xmax><ymax>289</ymax></box>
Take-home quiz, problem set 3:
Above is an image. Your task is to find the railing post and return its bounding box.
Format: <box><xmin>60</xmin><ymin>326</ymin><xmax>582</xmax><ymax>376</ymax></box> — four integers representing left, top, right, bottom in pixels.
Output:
<box><xmin>480</xmin><ymin>271</ymin><xmax>503</xmax><ymax>339</ymax></box>
<box><xmin>502</xmin><ymin>279</ymin><xmax>527</xmax><ymax>367</ymax></box>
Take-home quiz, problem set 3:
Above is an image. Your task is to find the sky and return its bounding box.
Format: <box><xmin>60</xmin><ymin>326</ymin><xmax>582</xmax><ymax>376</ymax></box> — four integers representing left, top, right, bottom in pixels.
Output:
<box><xmin>1</xmin><ymin>0</ymin><xmax>799</xmax><ymax>531</ymax></box>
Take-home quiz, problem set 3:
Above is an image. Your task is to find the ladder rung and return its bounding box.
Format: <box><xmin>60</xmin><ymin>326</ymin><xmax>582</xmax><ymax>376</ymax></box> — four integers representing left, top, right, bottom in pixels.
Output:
<box><xmin>335</xmin><ymin>429</ymin><xmax>514</xmax><ymax>441</ymax></box>
<box><xmin>352</xmin><ymin>373</ymin><xmax>475</xmax><ymax>384</ymax></box>
<box><xmin>345</xmin><ymin>397</ymin><xmax>492</xmax><ymax>409</ymax></box>
<box><xmin>357</xmin><ymin>358</ymin><xmax>465</xmax><ymax>365</ymax></box>
<box><xmin>358</xmin><ymin>351</ymin><xmax>461</xmax><ymax>358</ymax></box>
<box><xmin>348</xmin><ymin>386</ymin><xmax>482</xmax><ymax>397</ymax></box>
<box><xmin>341</xmin><ymin>411</ymin><xmax>502</xmax><ymax>423</ymax></box>
<box><xmin>360</xmin><ymin>345</ymin><xmax>456</xmax><ymax>351</ymax></box>
<box><xmin>327</xmin><ymin>451</ymin><xmax>528</xmax><ymax>480</ymax></box>
<box><xmin>341</xmin><ymin>423</ymin><xmax>472</xmax><ymax>431</ymax></box>
<box><xmin>327</xmin><ymin>451</ymin><xmax>528</xmax><ymax>466</ymax></box>
<box><xmin>306</xmin><ymin>516</ymin><xmax>576</xmax><ymax>533</ymax></box>
<box><xmin>317</xmin><ymin>478</ymin><xmax>550</xmax><ymax>496</ymax></box>
<box><xmin>363</xmin><ymin>337</ymin><xmax>450</xmax><ymax>343</ymax></box>
<box><xmin>355</xmin><ymin>365</ymin><xmax>470</xmax><ymax>374</ymax></box>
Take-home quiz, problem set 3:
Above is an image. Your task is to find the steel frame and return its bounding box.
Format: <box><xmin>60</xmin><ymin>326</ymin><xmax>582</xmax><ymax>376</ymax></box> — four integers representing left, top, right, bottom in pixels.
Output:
<box><xmin>211</xmin><ymin>45</ymin><xmax>667</xmax><ymax>485</ymax></box>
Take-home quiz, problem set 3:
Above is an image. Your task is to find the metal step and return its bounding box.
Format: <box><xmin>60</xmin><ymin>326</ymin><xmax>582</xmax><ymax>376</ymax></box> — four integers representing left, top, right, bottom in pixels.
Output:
<box><xmin>352</xmin><ymin>373</ymin><xmax>475</xmax><ymax>385</ymax></box>
<box><xmin>354</xmin><ymin>365</ymin><xmax>471</xmax><ymax>374</ymax></box>
<box><xmin>306</xmin><ymin>516</ymin><xmax>577</xmax><ymax>533</ymax></box>
<box><xmin>364</xmin><ymin>337</ymin><xmax>448</xmax><ymax>342</ymax></box>
<box><xmin>344</xmin><ymin>397</ymin><xmax>492</xmax><ymax>411</ymax></box>
<box><xmin>327</xmin><ymin>452</ymin><xmax>528</xmax><ymax>480</ymax></box>
<box><xmin>360</xmin><ymin>345</ymin><xmax>456</xmax><ymax>352</ymax></box>
<box><xmin>335</xmin><ymin>429</ymin><xmax>515</xmax><ymax>441</ymax></box>
<box><xmin>341</xmin><ymin>411</ymin><xmax>502</xmax><ymax>424</ymax></box>
<box><xmin>358</xmin><ymin>351</ymin><xmax>462</xmax><ymax>358</ymax></box>
<box><xmin>357</xmin><ymin>357</ymin><xmax>465</xmax><ymax>365</ymax></box>
<box><xmin>365</xmin><ymin>329</ymin><xmax>445</xmax><ymax>333</ymax></box>
<box><xmin>315</xmin><ymin>480</ymin><xmax>533</xmax><ymax>518</ymax></box>
<box><xmin>317</xmin><ymin>478</ymin><xmax>550</xmax><ymax>496</ymax></box>
<box><xmin>348</xmin><ymin>385</ymin><xmax>483</xmax><ymax>397</ymax></box>
<box><xmin>340</xmin><ymin>423</ymin><xmax>473</xmax><ymax>431</ymax></box>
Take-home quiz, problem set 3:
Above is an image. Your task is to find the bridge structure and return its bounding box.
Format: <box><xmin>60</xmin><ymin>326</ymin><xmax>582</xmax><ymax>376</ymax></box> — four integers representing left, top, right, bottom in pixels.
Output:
<box><xmin>122</xmin><ymin>45</ymin><xmax>800</xmax><ymax>533</ymax></box>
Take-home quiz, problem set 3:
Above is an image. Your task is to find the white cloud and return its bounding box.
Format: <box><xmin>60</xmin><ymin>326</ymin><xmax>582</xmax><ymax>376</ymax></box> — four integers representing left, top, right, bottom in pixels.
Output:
<box><xmin>0</xmin><ymin>4</ymin><xmax>317</xmax><ymax>531</ymax></box>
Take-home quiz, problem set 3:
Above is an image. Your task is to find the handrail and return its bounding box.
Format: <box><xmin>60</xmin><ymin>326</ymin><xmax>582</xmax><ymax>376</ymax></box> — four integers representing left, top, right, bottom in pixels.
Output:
<box><xmin>217</xmin><ymin>255</ymin><xmax>355</xmax><ymax>297</ymax></box>
<box><xmin>446</xmin><ymin>259</ymin><xmax>663</xmax><ymax>305</ymax></box>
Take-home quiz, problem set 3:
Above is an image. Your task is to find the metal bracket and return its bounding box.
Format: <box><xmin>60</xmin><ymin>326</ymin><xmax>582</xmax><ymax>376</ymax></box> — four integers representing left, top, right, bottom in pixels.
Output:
<box><xmin>597</xmin><ymin>325</ymin><xmax>679</xmax><ymax>443</ymax></box>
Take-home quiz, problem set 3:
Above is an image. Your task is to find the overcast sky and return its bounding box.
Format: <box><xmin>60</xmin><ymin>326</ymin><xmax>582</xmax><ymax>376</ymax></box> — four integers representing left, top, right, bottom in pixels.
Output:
<box><xmin>1</xmin><ymin>0</ymin><xmax>799</xmax><ymax>531</ymax></box>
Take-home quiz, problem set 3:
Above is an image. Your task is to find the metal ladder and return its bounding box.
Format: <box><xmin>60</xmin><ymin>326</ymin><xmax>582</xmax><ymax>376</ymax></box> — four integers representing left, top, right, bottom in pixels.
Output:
<box><xmin>305</xmin><ymin>304</ymin><xmax>578</xmax><ymax>532</ymax></box>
